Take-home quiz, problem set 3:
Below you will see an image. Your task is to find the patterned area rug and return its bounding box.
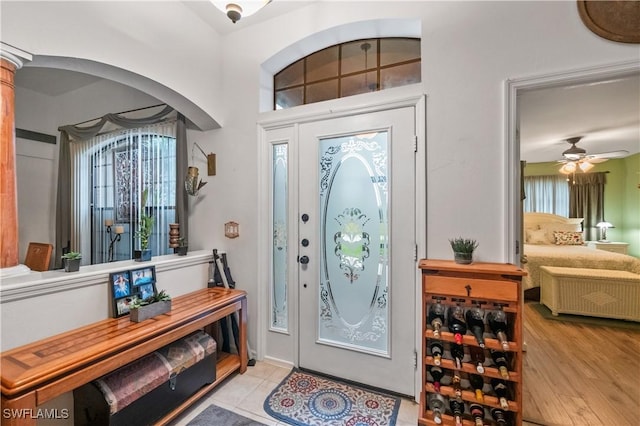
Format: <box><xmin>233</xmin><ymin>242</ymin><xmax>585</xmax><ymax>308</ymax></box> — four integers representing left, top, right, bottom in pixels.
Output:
<box><xmin>187</xmin><ymin>404</ymin><xmax>267</xmax><ymax>425</ymax></box>
<box><xmin>264</xmin><ymin>368</ymin><xmax>401</xmax><ymax>426</ymax></box>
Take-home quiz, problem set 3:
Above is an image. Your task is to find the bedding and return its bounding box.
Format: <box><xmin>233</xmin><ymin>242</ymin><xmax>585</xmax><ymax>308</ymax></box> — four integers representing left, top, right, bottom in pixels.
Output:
<box><xmin>522</xmin><ymin>212</ymin><xmax>640</xmax><ymax>290</ymax></box>
<box><xmin>522</xmin><ymin>243</ymin><xmax>640</xmax><ymax>290</ymax></box>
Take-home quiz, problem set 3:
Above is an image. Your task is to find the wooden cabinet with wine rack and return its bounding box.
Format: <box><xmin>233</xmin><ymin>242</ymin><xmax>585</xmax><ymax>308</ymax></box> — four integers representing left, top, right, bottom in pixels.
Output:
<box><xmin>418</xmin><ymin>259</ymin><xmax>526</xmax><ymax>426</ymax></box>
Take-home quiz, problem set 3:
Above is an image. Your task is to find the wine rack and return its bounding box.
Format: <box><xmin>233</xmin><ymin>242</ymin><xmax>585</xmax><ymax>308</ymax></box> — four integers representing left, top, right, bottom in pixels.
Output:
<box><xmin>418</xmin><ymin>259</ymin><xmax>526</xmax><ymax>426</ymax></box>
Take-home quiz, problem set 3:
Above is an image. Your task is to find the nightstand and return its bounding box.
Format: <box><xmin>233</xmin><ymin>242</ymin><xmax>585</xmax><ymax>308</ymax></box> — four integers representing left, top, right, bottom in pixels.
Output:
<box><xmin>586</xmin><ymin>241</ymin><xmax>629</xmax><ymax>255</ymax></box>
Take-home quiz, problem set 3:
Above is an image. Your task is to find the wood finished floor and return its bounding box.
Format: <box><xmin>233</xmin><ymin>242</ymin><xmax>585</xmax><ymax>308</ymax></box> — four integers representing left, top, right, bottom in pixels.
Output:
<box><xmin>522</xmin><ymin>302</ymin><xmax>640</xmax><ymax>426</ymax></box>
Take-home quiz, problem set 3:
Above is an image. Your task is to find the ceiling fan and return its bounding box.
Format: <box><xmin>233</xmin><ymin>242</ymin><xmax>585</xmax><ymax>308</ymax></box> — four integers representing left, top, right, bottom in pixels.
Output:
<box><xmin>558</xmin><ymin>136</ymin><xmax>629</xmax><ymax>174</ymax></box>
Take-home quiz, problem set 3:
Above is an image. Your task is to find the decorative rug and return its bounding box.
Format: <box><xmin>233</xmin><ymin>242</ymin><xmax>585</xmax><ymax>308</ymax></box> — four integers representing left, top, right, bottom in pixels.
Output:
<box><xmin>264</xmin><ymin>368</ymin><xmax>401</xmax><ymax>426</ymax></box>
<box><xmin>187</xmin><ymin>404</ymin><xmax>267</xmax><ymax>426</ymax></box>
<box><xmin>530</xmin><ymin>303</ymin><xmax>640</xmax><ymax>330</ymax></box>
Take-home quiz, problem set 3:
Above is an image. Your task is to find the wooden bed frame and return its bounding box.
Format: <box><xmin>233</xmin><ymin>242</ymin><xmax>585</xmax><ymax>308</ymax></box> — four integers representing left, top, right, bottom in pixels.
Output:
<box><xmin>523</xmin><ymin>212</ymin><xmax>583</xmax><ymax>232</ymax></box>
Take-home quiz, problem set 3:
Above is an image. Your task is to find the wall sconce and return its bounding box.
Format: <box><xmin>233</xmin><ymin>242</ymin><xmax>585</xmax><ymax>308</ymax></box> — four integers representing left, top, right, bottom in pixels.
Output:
<box><xmin>225</xmin><ymin>221</ymin><xmax>239</xmax><ymax>238</ymax></box>
<box><xmin>596</xmin><ymin>221</ymin><xmax>613</xmax><ymax>242</ymax></box>
<box><xmin>185</xmin><ymin>166</ymin><xmax>207</xmax><ymax>197</ymax></box>
<box><xmin>105</xmin><ymin>220</ymin><xmax>124</xmax><ymax>262</ymax></box>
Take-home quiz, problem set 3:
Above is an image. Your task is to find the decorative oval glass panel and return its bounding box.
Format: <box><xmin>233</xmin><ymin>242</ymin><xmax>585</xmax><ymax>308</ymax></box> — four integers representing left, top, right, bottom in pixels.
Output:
<box><xmin>318</xmin><ymin>131</ymin><xmax>389</xmax><ymax>355</ymax></box>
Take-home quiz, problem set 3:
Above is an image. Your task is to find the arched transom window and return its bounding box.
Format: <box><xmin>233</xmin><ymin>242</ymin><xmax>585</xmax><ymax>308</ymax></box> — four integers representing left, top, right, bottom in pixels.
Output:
<box><xmin>274</xmin><ymin>38</ymin><xmax>421</xmax><ymax>110</ymax></box>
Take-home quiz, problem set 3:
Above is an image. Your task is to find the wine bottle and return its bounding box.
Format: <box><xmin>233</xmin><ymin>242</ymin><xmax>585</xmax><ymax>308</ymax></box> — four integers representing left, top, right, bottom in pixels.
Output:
<box><xmin>447</xmin><ymin>302</ymin><xmax>467</xmax><ymax>344</ymax></box>
<box><xmin>451</xmin><ymin>372</ymin><xmax>463</xmax><ymax>398</ymax></box>
<box><xmin>488</xmin><ymin>305</ymin><xmax>510</xmax><ymax>351</ymax></box>
<box><xmin>491</xmin><ymin>407</ymin><xmax>509</xmax><ymax>424</ymax></box>
<box><xmin>469</xmin><ymin>374</ymin><xmax>485</xmax><ymax>402</ymax></box>
<box><xmin>491</xmin><ymin>350</ymin><xmax>510</xmax><ymax>379</ymax></box>
<box><xmin>469</xmin><ymin>345</ymin><xmax>486</xmax><ymax>374</ymax></box>
<box><xmin>429</xmin><ymin>340</ymin><xmax>444</xmax><ymax>366</ymax></box>
<box><xmin>429</xmin><ymin>366</ymin><xmax>444</xmax><ymax>393</ymax></box>
<box><xmin>449</xmin><ymin>398</ymin><xmax>465</xmax><ymax>426</ymax></box>
<box><xmin>450</xmin><ymin>343</ymin><xmax>465</xmax><ymax>370</ymax></box>
<box><xmin>491</xmin><ymin>378</ymin><xmax>510</xmax><ymax>410</ymax></box>
<box><xmin>465</xmin><ymin>302</ymin><xmax>486</xmax><ymax>348</ymax></box>
<box><xmin>428</xmin><ymin>298</ymin><xmax>446</xmax><ymax>338</ymax></box>
<box><xmin>469</xmin><ymin>403</ymin><xmax>486</xmax><ymax>426</ymax></box>
<box><xmin>428</xmin><ymin>393</ymin><xmax>447</xmax><ymax>425</ymax></box>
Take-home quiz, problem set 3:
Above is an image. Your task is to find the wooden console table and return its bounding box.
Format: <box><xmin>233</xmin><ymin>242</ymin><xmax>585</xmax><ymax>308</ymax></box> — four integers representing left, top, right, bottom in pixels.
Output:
<box><xmin>1</xmin><ymin>287</ymin><xmax>247</xmax><ymax>426</ymax></box>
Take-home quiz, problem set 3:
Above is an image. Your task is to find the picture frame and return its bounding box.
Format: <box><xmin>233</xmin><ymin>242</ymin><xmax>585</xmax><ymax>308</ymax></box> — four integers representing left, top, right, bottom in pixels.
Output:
<box><xmin>114</xmin><ymin>295</ymin><xmax>139</xmax><ymax>317</ymax></box>
<box><xmin>137</xmin><ymin>282</ymin><xmax>157</xmax><ymax>301</ymax></box>
<box><xmin>131</xmin><ymin>265</ymin><xmax>156</xmax><ymax>287</ymax></box>
<box><xmin>110</xmin><ymin>271</ymin><xmax>132</xmax><ymax>318</ymax></box>
<box><xmin>131</xmin><ymin>265</ymin><xmax>157</xmax><ymax>301</ymax></box>
<box><xmin>110</xmin><ymin>271</ymin><xmax>132</xmax><ymax>299</ymax></box>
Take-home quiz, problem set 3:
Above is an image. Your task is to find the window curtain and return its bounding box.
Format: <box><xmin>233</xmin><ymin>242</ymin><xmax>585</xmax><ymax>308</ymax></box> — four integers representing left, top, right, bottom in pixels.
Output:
<box><xmin>55</xmin><ymin>106</ymin><xmax>188</xmax><ymax>268</ymax></box>
<box><xmin>77</xmin><ymin>121</ymin><xmax>177</xmax><ymax>263</ymax></box>
<box><xmin>523</xmin><ymin>175</ymin><xmax>569</xmax><ymax>217</ymax></box>
<box><xmin>569</xmin><ymin>172</ymin><xmax>606</xmax><ymax>241</ymax></box>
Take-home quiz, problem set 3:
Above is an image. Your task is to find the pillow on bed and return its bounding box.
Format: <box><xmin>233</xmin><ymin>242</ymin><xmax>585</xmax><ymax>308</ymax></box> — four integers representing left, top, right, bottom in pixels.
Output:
<box><xmin>526</xmin><ymin>228</ymin><xmax>551</xmax><ymax>244</ymax></box>
<box><xmin>540</xmin><ymin>223</ymin><xmax>583</xmax><ymax>242</ymax></box>
<box><xmin>553</xmin><ymin>231</ymin><xmax>584</xmax><ymax>245</ymax></box>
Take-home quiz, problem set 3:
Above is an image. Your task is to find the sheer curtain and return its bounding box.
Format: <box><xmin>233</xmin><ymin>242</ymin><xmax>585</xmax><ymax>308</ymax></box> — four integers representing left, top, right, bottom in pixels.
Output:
<box><xmin>70</xmin><ymin>121</ymin><xmax>177</xmax><ymax>263</ymax></box>
<box><xmin>56</xmin><ymin>106</ymin><xmax>189</xmax><ymax>267</ymax></box>
<box><xmin>569</xmin><ymin>172</ymin><xmax>607</xmax><ymax>241</ymax></box>
<box><xmin>523</xmin><ymin>175</ymin><xmax>569</xmax><ymax>217</ymax></box>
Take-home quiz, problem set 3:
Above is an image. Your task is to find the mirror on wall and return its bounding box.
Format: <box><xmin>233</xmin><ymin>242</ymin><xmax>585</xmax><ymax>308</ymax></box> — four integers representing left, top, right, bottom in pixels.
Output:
<box><xmin>14</xmin><ymin>66</ymin><xmax>164</xmax><ymax>267</ymax></box>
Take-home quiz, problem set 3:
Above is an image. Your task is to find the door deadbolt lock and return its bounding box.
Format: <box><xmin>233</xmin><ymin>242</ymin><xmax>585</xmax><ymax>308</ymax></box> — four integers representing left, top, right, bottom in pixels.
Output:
<box><xmin>301</xmin><ymin>238</ymin><xmax>309</xmax><ymax>247</ymax></box>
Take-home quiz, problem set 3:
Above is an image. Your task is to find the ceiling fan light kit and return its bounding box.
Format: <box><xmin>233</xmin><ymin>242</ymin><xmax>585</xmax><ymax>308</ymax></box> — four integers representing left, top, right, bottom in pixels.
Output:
<box><xmin>557</xmin><ymin>136</ymin><xmax>628</xmax><ymax>176</ymax></box>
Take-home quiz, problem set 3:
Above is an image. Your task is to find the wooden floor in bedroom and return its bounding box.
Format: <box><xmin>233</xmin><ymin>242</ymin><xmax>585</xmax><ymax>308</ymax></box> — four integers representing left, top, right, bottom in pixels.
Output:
<box><xmin>522</xmin><ymin>302</ymin><xmax>640</xmax><ymax>426</ymax></box>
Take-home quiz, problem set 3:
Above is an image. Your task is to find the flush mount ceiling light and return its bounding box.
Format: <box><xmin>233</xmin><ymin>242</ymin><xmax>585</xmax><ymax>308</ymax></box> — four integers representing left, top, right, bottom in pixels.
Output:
<box><xmin>212</xmin><ymin>1</ymin><xmax>272</xmax><ymax>23</ymax></box>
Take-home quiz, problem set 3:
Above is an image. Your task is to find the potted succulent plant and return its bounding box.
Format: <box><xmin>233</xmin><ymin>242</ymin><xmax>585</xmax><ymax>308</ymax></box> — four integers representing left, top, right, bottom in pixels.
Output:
<box><xmin>61</xmin><ymin>251</ymin><xmax>82</xmax><ymax>272</ymax></box>
<box><xmin>449</xmin><ymin>237</ymin><xmax>479</xmax><ymax>264</ymax></box>
<box><xmin>129</xmin><ymin>289</ymin><xmax>172</xmax><ymax>322</ymax></box>
<box><xmin>134</xmin><ymin>188</ymin><xmax>154</xmax><ymax>262</ymax></box>
<box><xmin>175</xmin><ymin>237</ymin><xmax>188</xmax><ymax>256</ymax></box>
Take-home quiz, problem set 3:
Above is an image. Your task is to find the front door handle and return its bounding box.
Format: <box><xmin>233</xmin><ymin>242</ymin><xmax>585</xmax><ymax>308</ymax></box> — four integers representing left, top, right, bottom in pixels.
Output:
<box><xmin>299</xmin><ymin>255</ymin><xmax>309</xmax><ymax>265</ymax></box>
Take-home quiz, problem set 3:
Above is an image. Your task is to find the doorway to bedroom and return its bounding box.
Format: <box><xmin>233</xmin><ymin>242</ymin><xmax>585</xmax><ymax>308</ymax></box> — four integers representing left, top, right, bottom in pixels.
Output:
<box><xmin>508</xmin><ymin>61</ymin><xmax>640</xmax><ymax>425</ymax></box>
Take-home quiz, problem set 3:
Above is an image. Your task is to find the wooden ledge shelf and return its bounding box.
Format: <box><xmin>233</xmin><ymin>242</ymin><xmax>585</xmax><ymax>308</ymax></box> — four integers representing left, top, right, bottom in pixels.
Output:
<box><xmin>0</xmin><ymin>287</ymin><xmax>247</xmax><ymax>426</ymax></box>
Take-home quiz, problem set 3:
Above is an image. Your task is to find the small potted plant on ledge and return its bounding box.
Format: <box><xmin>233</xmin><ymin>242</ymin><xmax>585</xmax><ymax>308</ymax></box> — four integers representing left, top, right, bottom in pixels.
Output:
<box><xmin>61</xmin><ymin>251</ymin><xmax>82</xmax><ymax>272</ymax></box>
<box><xmin>129</xmin><ymin>289</ymin><xmax>172</xmax><ymax>322</ymax></box>
<box><xmin>134</xmin><ymin>188</ymin><xmax>154</xmax><ymax>262</ymax></box>
<box><xmin>449</xmin><ymin>237</ymin><xmax>478</xmax><ymax>265</ymax></box>
<box><xmin>176</xmin><ymin>237</ymin><xmax>188</xmax><ymax>256</ymax></box>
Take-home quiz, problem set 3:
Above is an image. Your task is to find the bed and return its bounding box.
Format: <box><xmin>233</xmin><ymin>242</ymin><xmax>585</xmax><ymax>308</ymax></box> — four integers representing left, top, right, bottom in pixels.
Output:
<box><xmin>522</xmin><ymin>212</ymin><xmax>640</xmax><ymax>291</ymax></box>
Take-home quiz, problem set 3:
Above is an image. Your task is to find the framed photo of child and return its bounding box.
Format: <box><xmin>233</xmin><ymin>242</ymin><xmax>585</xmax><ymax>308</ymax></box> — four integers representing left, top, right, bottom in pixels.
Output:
<box><xmin>110</xmin><ymin>270</ymin><xmax>132</xmax><ymax>317</ymax></box>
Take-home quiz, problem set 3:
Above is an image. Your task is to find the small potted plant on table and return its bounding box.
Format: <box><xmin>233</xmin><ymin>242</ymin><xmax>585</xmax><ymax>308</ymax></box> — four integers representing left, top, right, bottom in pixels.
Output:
<box><xmin>62</xmin><ymin>251</ymin><xmax>82</xmax><ymax>272</ymax></box>
<box><xmin>129</xmin><ymin>289</ymin><xmax>172</xmax><ymax>322</ymax></box>
<box><xmin>449</xmin><ymin>237</ymin><xmax>478</xmax><ymax>264</ymax></box>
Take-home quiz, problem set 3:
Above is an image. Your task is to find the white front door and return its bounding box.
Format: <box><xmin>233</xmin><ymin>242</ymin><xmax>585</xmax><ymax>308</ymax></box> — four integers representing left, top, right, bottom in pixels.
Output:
<box><xmin>297</xmin><ymin>105</ymin><xmax>417</xmax><ymax>395</ymax></box>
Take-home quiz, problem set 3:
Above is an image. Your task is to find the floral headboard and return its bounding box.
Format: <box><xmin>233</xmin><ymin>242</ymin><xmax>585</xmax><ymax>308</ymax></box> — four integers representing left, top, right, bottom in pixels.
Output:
<box><xmin>524</xmin><ymin>213</ymin><xmax>584</xmax><ymax>245</ymax></box>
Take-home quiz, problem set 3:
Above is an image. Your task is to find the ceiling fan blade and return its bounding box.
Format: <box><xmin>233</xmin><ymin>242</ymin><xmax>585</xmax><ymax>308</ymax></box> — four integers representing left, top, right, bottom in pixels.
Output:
<box><xmin>588</xmin><ymin>158</ymin><xmax>608</xmax><ymax>164</ymax></box>
<box><xmin>590</xmin><ymin>150</ymin><xmax>630</xmax><ymax>159</ymax></box>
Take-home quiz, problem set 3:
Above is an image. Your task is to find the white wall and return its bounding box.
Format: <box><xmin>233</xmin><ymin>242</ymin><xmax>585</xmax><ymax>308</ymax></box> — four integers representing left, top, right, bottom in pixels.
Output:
<box><xmin>2</xmin><ymin>1</ymin><xmax>639</xmax><ymax>367</ymax></box>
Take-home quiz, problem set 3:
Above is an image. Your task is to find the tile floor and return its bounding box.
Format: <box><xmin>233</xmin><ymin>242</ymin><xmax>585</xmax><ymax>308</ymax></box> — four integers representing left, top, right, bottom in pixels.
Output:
<box><xmin>169</xmin><ymin>360</ymin><xmax>420</xmax><ymax>426</ymax></box>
